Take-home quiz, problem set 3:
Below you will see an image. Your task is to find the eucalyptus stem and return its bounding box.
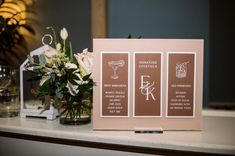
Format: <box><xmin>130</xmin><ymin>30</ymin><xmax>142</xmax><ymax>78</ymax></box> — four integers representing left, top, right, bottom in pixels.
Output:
<box><xmin>69</xmin><ymin>41</ymin><xmax>73</xmax><ymax>62</ymax></box>
<box><xmin>63</xmin><ymin>40</ymin><xmax>66</xmax><ymax>53</ymax></box>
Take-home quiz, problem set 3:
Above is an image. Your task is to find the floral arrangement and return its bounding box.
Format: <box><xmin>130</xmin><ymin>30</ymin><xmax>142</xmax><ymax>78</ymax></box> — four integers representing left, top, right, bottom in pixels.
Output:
<box><xmin>26</xmin><ymin>27</ymin><xmax>93</xmax><ymax>123</ymax></box>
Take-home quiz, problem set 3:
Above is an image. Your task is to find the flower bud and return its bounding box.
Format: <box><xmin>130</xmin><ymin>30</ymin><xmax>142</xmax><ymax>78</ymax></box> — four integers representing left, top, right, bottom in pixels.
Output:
<box><xmin>60</xmin><ymin>27</ymin><xmax>68</xmax><ymax>41</ymax></box>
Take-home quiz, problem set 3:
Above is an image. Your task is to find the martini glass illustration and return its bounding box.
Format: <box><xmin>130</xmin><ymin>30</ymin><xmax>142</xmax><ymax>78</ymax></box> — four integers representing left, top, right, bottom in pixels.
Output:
<box><xmin>108</xmin><ymin>60</ymin><xmax>125</xmax><ymax>79</ymax></box>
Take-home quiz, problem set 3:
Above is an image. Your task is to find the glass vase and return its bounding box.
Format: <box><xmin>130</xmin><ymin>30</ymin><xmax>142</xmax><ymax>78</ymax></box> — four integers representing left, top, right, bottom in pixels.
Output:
<box><xmin>0</xmin><ymin>65</ymin><xmax>19</xmax><ymax>117</ymax></box>
<box><xmin>59</xmin><ymin>92</ymin><xmax>92</xmax><ymax>125</ymax></box>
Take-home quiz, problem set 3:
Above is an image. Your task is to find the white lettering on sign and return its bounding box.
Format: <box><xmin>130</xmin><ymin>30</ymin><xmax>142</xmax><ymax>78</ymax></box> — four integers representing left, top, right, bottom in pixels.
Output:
<box><xmin>139</xmin><ymin>75</ymin><xmax>156</xmax><ymax>101</ymax></box>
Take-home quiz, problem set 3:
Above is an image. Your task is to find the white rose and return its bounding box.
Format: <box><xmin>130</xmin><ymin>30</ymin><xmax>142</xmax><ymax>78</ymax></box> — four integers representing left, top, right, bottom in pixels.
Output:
<box><xmin>83</xmin><ymin>49</ymin><xmax>93</xmax><ymax>72</ymax></box>
<box><xmin>74</xmin><ymin>48</ymin><xmax>93</xmax><ymax>77</ymax></box>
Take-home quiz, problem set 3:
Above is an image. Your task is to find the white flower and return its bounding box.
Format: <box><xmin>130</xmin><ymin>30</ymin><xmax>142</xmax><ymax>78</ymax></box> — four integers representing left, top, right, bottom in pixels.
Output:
<box><xmin>52</xmin><ymin>68</ymin><xmax>62</xmax><ymax>77</ymax></box>
<box><xmin>57</xmin><ymin>73</ymin><xmax>62</xmax><ymax>77</ymax></box>
<box><xmin>74</xmin><ymin>80</ymin><xmax>83</xmax><ymax>85</ymax></box>
<box><xmin>40</xmin><ymin>75</ymin><xmax>50</xmax><ymax>86</ymax></box>
<box><xmin>74</xmin><ymin>80</ymin><xmax>88</xmax><ymax>85</ymax></box>
<box><xmin>65</xmin><ymin>62</ymin><xmax>77</xmax><ymax>69</ymax></box>
<box><xmin>56</xmin><ymin>43</ymin><xmax>61</xmax><ymax>51</ymax></box>
<box><xmin>83</xmin><ymin>48</ymin><xmax>93</xmax><ymax>71</ymax></box>
<box><xmin>44</xmin><ymin>48</ymin><xmax>60</xmax><ymax>64</ymax></box>
<box><xmin>72</xmin><ymin>69</ymin><xmax>85</xmax><ymax>84</ymax></box>
<box><xmin>44</xmin><ymin>48</ymin><xmax>59</xmax><ymax>58</ymax></box>
<box><xmin>66</xmin><ymin>81</ymin><xmax>79</xmax><ymax>96</ymax></box>
<box><xmin>74</xmin><ymin>48</ymin><xmax>93</xmax><ymax>77</ymax></box>
<box><xmin>52</xmin><ymin>64</ymin><xmax>57</xmax><ymax>68</ymax></box>
<box><xmin>74</xmin><ymin>71</ymin><xmax>83</xmax><ymax>81</ymax></box>
<box><xmin>60</xmin><ymin>27</ymin><xmax>68</xmax><ymax>41</ymax></box>
<box><xmin>27</xmin><ymin>67</ymin><xmax>34</xmax><ymax>71</ymax></box>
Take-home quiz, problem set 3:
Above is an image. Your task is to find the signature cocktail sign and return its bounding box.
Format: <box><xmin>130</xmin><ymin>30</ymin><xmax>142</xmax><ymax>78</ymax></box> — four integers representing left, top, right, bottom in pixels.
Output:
<box><xmin>93</xmin><ymin>39</ymin><xmax>203</xmax><ymax>130</ymax></box>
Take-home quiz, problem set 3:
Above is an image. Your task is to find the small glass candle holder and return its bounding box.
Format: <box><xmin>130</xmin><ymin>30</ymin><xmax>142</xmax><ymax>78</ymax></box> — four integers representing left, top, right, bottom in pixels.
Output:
<box><xmin>0</xmin><ymin>65</ymin><xmax>19</xmax><ymax>117</ymax></box>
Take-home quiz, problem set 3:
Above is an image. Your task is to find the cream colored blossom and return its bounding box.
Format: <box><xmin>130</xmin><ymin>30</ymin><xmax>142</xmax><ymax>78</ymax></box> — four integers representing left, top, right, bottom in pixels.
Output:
<box><xmin>65</xmin><ymin>62</ymin><xmax>77</xmax><ymax>69</ymax></box>
<box><xmin>56</xmin><ymin>43</ymin><xmax>61</xmax><ymax>51</ymax></box>
<box><xmin>44</xmin><ymin>48</ymin><xmax>60</xmax><ymax>64</ymax></box>
<box><xmin>74</xmin><ymin>48</ymin><xmax>93</xmax><ymax>77</ymax></box>
<box><xmin>44</xmin><ymin>48</ymin><xmax>59</xmax><ymax>58</ymax></box>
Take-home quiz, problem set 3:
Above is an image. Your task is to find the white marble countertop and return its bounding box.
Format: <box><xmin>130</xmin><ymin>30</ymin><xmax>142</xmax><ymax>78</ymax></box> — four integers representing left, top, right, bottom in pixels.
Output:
<box><xmin>0</xmin><ymin>110</ymin><xmax>235</xmax><ymax>155</ymax></box>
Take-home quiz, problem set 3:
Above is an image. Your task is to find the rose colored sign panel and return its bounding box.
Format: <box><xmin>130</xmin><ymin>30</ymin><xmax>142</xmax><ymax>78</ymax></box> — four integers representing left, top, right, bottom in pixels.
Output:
<box><xmin>134</xmin><ymin>52</ymin><xmax>162</xmax><ymax>117</ymax></box>
<box><xmin>167</xmin><ymin>53</ymin><xmax>196</xmax><ymax>117</ymax></box>
<box><xmin>101</xmin><ymin>52</ymin><xmax>129</xmax><ymax>117</ymax></box>
<box><xmin>93</xmin><ymin>39</ymin><xmax>203</xmax><ymax>130</ymax></box>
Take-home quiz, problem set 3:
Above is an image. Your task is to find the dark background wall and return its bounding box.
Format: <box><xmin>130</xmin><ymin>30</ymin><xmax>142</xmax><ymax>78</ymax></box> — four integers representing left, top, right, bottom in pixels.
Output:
<box><xmin>34</xmin><ymin>0</ymin><xmax>91</xmax><ymax>52</ymax></box>
<box><xmin>108</xmin><ymin>0</ymin><xmax>210</xmax><ymax>106</ymax></box>
<box><xmin>209</xmin><ymin>0</ymin><xmax>235</xmax><ymax>107</ymax></box>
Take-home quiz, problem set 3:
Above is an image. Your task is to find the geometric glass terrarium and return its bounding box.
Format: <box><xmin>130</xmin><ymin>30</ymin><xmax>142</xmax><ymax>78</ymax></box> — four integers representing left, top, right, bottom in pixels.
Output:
<box><xmin>20</xmin><ymin>45</ymin><xmax>59</xmax><ymax>120</ymax></box>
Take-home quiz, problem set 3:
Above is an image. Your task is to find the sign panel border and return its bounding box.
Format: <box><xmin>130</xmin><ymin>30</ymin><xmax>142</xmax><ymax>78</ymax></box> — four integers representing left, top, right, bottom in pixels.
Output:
<box><xmin>100</xmin><ymin>51</ymin><xmax>130</xmax><ymax>118</ymax></box>
<box><xmin>133</xmin><ymin>51</ymin><xmax>163</xmax><ymax>118</ymax></box>
<box><xmin>166</xmin><ymin>52</ymin><xmax>196</xmax><ymax>118</ymax></box>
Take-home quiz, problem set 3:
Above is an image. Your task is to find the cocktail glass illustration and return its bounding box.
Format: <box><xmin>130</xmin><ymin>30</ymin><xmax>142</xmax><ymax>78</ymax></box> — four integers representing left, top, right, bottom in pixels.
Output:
<box><xmin>175</xmin><ymin>61</ymin><xmax>189</xmax><ymax>78</ymax></box>
<box><xmin>108</xmin><ymin>60</ymin><xmax>125</xmax><ymax>79</ymax></box>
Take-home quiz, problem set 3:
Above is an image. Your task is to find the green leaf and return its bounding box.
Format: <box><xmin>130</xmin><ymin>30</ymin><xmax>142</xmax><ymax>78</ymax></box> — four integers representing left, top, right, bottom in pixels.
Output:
<box><xmin>68</xmin><ymin>73</ymin><xmax>79</xmax><ymax>85</ymax></box>
<box><xmin>55</xmin><ymin>88</ymin><xmax>63</xmax><ymax>99</ymax></box>
<box><xmin>39</xmin><ymin>54</ymin><xmax>46</xmax><ymax>65</ymax></box>
<box><xmin>83</xmin><ymin>73</ymin><xmax>91</xmax><ymax>81</ymax></box>
<box><xmin>51</xmin><ymin>73</ymin><xmax>56</xmax><ymax>82</ymax></box>
<box><xmin>59</xmin><ymin>82</ymin><xmax>66</xmax><ymax>89</ymax></box>
<box><xmin>40</xmin><ymin>78</ymin><xmax>50</xmax><ymax>91</ymax></box>
<box><xmin>36</xmin><ymin>92</ymin><xmax>48</xmax><ymax>98</ymax></box>
<box><xmin>69</xmin><ymin>42</ymin><xmax>73</xmax><ymax>62</ymax></box>
<box><xmin>27</xmin><ymin>55</ymin><xmax>34</xmax><ymax>64</ymax></box>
